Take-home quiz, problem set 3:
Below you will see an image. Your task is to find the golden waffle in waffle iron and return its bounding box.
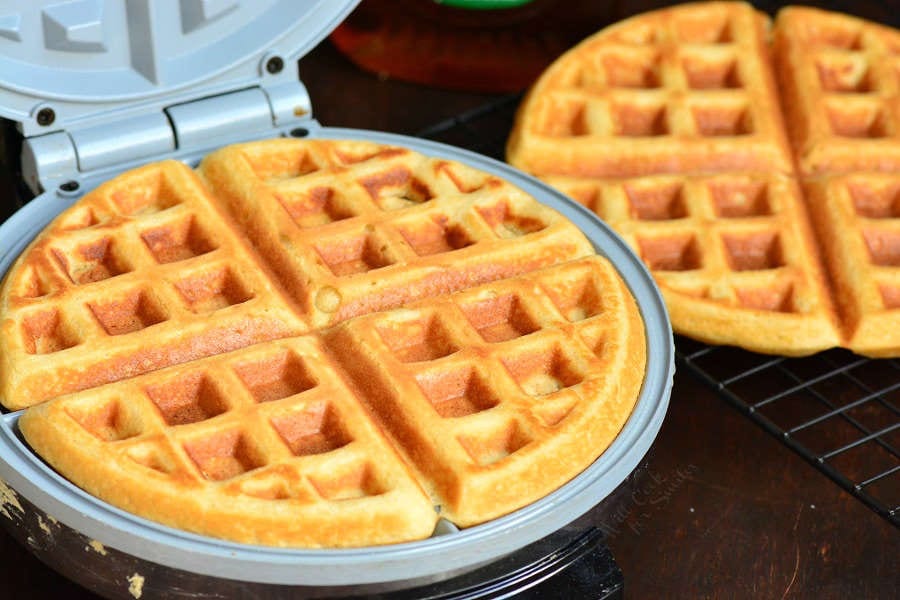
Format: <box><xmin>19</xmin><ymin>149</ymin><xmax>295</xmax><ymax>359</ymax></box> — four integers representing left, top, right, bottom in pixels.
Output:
<box><xmin>0</xmin><ymin>161</ymin><xmax>306</xmax><ymax>409</ymax></box>
<box><xmin>508</xmin><ymin>1</ymin><xmax>900</xmax><ymax>357</ymax></box>
<box><xmin>325</xmin><ymin>256</ymin><xmax>645</xmax><ymax>527</ymax></box>
<box><xmin>18</xmin><ymin>336</ymin><xmax>441</xmax><ymax>548</ymax></box>
<box><xmin>200</xmin><ymin>139</ymin><xmax>591</xmax><ymax>328</ymax></box>
<box><xmin>2</xmin><ymin>139</ymin><xmax>646</xmax><ymax>547</ymax></box>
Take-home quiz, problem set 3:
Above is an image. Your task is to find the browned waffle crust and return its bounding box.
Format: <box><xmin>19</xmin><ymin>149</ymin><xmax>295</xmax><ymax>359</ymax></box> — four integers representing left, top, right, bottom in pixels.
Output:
<box><xmin>507</xmin><ymin>1</ymin><xmax>900</xmax><ymax>357</ymax></box>
<box><xmin>2</xmin><ymin>139</ymin><xmax>646</xmax><ymax>547</ymax></box>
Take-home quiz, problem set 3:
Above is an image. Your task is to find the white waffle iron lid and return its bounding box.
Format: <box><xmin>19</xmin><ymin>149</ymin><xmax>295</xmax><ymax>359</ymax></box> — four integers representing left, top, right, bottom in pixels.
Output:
<box><xmin>0</xmin><ymin>0</ymin><xmax>358</xmax><ymax>137</ymax></box>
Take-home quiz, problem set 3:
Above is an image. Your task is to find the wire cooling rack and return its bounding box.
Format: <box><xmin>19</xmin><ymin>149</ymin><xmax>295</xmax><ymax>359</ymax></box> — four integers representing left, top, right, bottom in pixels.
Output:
<box><xmin>417</xmin><ymin>95</ymin><xmax>900</xmax><ymax>528</ymax></box>
<box><xmin>678</xmin><ymin>339</ymin><xmax>900</xmax><ymax>527</ymax></box>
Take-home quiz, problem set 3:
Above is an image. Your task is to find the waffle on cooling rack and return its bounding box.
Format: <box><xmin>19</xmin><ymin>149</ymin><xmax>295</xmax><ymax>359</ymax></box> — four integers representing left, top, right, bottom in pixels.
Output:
<box><xmin>508</xmin><ymin>2</ymin><xmax>900</xmax><ymax>357</ymax></box>
<box><xmin>774</xmin><ymin>6</ymin><xmax>900</xmax><ymax>175</ymax></box>
<box><xmin>541</xmin><ymin>172</ymin><xmax>841</xmax><ymax>355</ymax></box>
<box><xmin>506</xmin><ymin>1</ymin><xmax>793</xmax><ymax>178</ymax></box>
<box><xmin>2</xmin><ymin>139</ymin><xmax>646</xmax><ymax>547</ymax></box>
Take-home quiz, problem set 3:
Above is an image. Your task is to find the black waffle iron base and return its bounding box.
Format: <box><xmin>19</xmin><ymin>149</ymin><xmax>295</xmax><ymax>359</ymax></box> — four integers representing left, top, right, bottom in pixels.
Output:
<box><xmin>1</xmin><ymin>509</ymin><xmax>624</xmax><ymax>600</ymax></box>
<box><xmin>0</xmin><ymin>465</ymin><xmax>644</xmax><ymax>599</ymax></box>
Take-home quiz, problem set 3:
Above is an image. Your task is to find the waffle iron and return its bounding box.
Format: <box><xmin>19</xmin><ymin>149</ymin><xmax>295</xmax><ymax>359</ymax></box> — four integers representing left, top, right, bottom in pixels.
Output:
<box><xmin>0</xmin><ymin>2</ymin><xmax>674</xmax><ymax>597</ymax></box>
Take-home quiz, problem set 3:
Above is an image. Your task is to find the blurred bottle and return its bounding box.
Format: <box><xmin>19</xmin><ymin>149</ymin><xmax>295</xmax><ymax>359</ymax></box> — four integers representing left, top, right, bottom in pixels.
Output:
<box><xmin>330</xmin><ymin>0</ymin><xmax>615</xmax><ymax>93</ymax></box>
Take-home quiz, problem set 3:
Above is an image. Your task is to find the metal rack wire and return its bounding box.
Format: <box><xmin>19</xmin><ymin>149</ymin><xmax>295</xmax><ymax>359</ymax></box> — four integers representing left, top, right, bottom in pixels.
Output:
<box><xmin>678</xmin><ymin>338</ymin><xmax>900</xmax><ymax>527</ymax></box>
<box><xmin>417</xmin><ymin>94</ymin><xmax>900</xmax><ymax>529</ymax></box>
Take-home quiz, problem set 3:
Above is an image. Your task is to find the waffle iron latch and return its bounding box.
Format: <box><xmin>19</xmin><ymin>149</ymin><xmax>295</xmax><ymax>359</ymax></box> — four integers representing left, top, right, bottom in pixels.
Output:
<box><xmin>21</xmin><ymin>79</ymin><xmax>313</xmax><ymax>196</ymax></box>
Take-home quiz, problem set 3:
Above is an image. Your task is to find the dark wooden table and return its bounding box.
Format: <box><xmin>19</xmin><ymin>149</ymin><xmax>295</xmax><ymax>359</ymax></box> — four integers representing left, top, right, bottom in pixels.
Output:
<box><xmin>1</xmin><ymin>10</ymin><xmax>898</xmax><ymax>599</ymax></box>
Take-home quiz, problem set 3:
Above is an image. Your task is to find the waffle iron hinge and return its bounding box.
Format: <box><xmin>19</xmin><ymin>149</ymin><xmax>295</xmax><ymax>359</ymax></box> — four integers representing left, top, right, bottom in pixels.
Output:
<box><xmin>20</xmin><ymin>80</ymin><xmax>313</xmax><ymax>196</ymax></box>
